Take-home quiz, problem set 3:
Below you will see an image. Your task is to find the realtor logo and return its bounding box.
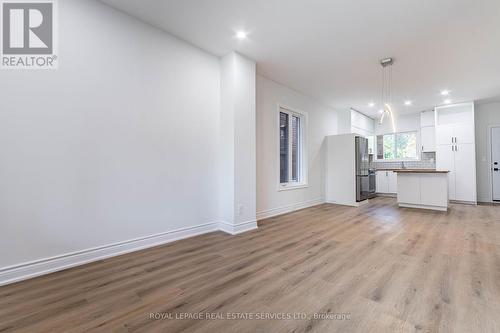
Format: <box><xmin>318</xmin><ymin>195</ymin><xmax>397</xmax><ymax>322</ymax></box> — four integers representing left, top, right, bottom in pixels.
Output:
<box><xmin>1</xmin><ymin>0</ymin><xmax>57</xmax><ymax>69</ymax></box>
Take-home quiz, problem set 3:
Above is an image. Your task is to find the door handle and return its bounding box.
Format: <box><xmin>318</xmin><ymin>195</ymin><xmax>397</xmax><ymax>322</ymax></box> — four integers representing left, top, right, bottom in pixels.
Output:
<box><xmin>495</xmin><ymin>168</ymin><xmax>499</xmax><ymax>172</ymax></box>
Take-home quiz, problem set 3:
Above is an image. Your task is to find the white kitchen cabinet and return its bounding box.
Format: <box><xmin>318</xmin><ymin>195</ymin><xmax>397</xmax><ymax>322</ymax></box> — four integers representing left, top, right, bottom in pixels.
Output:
<box><xmin>420</xmin><ymin>174</ymin><xmax>449</xmax><ymax>208</ymax></box>
<box><xmin>454</xmin><ymin>143</ymin><xmax>476</xmax><ymax>201</ymax></box>
<box><xmin>436</xmin><ymin>143</ymin><xmax>475</xmax><ymax>202</ymax></box>
<box><xmin>435</xmin><ymin>124</ymin><xmax>455</xmax><ymax>145</ymax></box>
<box><xmin>454</xmin><ymin>123</ymin><xmax>475</xmax><ymax>144</ymax></box>
<box><xmin>388</xmin><ymin>171</ymin><xmax>398</xmax><ymax>193</ymax></box>
<box><xmin>436</xmin><ymin>145</ymin><xmax>456</xmax><ymax>199</ymax></box>
<box><xmin>420</xmin><ymin>110</ymin><xmax>436</xmax><ymax>152</ymax></box>
<box><xmin>436</xmin><ymin>123</ymin><xmax>474</xmax><ymax>145</ymax></box>
<box><xmin>420</xmin><ymin>110</ymin><xmax>435</xmax><ymax>127</ymax></box>
<box><xmin>376</xmin><ymin>171</ymin><xmax>397</xmax><ymax>194</ymax></box>
<box><xmin>376</xmin><ymin>171</ymin><xmax>387</xmax><ymax>193</ymax></box>
<box><xmin>397</xmin><ymin>174</ymin><xmax>421</xmax><ymax>204</ymax></box>
<box><xmin>421</xmin><ymin>126</ymin><xmax>436</xmax><ymax>152</ymax></box>
<box><xmin>397</xmin><ymin>172</ymin><xmax>449</xmax><ymax>211</ymax></box>
<box><xmin>435</xmin><ymin>102</ymin><xmax>476</xmax><ymax>203</ymax></box>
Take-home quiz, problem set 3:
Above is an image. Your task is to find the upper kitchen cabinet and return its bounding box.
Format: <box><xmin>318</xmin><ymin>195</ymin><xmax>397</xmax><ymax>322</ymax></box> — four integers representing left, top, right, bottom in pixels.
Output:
<box><xmin>420</xmin><ymin>110</ymin><xmax>435</xmax><ymax>127</ymax></box>
<box><xmin>435</xmin><ymin>102</ymin><xmax>475</xmax><ymax>145</ymax></box>
<box><xmin>420</xmin><ymin>110</ymin><xmax>436</xmax><ymax>152</ymax></box>
<box><xmin>350</xmin><ymin>109</ymin><xmax>375</xmax><ymax>137</ymax></box>
<box><xmin>337</xmin><ymin>109</ymin><xmax>376</xmax><ymax>154</ymax></box>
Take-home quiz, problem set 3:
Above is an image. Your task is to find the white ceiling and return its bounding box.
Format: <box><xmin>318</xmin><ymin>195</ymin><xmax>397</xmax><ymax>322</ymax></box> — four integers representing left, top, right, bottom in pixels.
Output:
<box><xmin>101</xmin><ymin>0</ymin><xmax>500</xmax><ymax>117</ymax></box>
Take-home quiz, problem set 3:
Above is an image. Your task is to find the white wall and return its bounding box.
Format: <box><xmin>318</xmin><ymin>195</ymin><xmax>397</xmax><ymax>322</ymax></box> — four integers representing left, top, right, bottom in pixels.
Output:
<box><xmin>0</xmin><ymin>0</ymin><xmax>221</xmax><ymax>268</ymax></box>
<box><xmin>219</xmin><ymin>52</ymin><xmax>257</xmax><ymax>233</ymax></box>
<box><xmin>475</xmin><ymin>102</ymin><xmax>500</xmax><ymax>202</ymax></box>
<box><xmin>337</xmin><ymin>109</ymin><xmax>352</xmax><ymax>134</ymax></box>
<box><xmin>256</xmin><ymin>75</ymin><xmax>338</xmax><ymax>219</ymax></box>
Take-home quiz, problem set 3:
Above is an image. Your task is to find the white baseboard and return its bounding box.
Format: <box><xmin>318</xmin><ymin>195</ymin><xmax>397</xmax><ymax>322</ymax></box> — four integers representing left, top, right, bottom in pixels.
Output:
<box><xmin>449</xmin><ymin>200</ymin><xmax>477</xmax><ymax>205</ymax></box>
<box><xmin>256</xmin><ymin>197</ymin><xmax>325</xmax><ymax>220</ymax></box>
<box><xmin>376</xmin><ymin>193</ymin><xmax>397</xmax><ymax>198</ymax></box>
<box><xmin>218</xmin><ymin>220</ymin><xmax>258</xmax><ymax>235</ymax></box>
<box><xmin>0</xmin><ymin>220</ymin><xmax>258</xmax><ymax>287</ymax></box>
<box><xmin>399</xmin><ymin>203</ymin><xmax>448</xmax><ymax>212</ymax></box>
<box><xmin>325</xmin><ymin>199</ymin><xmax>361</xmax><ymax>207</ymax></box>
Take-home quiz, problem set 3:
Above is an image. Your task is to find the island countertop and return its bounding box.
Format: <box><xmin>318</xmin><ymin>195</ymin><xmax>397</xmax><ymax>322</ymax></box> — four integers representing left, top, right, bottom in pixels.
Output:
<box><xmin>393</xmin><ymin>169</ymin><xmax>450</xmax><ymax>174</ymax></box>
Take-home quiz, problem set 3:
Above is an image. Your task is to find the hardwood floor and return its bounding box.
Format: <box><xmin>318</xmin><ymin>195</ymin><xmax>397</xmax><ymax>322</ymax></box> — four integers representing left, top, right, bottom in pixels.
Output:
<box><xmin>1</xmin><ymin>197</ymin><xmax>500</xmax><ymax>333</ymax></box>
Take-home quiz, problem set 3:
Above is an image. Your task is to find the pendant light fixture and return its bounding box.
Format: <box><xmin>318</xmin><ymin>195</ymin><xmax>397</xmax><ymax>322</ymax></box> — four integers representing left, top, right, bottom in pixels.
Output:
<box><xmin>379</xmin><ymin>57</ymin><xmax>396</xmax><ymax>132</ymax></box>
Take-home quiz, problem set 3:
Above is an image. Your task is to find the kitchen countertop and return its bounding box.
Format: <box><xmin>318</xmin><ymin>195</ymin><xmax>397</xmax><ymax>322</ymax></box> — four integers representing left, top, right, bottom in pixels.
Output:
<box><xmin>392</xmin><ymin>169</ymin><xmax>450</xmax><ymax>174</ymax></box>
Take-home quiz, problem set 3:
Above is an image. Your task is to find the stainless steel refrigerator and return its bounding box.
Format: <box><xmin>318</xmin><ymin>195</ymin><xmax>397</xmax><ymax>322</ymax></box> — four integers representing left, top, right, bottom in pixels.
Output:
<box><xmin>355</xmin><ymin>136</ymin><xmax>376</xmax><ymax>202</ymax></box>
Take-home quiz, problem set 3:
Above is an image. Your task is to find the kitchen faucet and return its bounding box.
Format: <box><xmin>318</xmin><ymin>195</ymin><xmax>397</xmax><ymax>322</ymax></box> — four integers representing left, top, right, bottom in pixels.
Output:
<box><xmin>401</xmin><ymin>161</ymin><xmax>406</xmax><ymax>169</ymax></box>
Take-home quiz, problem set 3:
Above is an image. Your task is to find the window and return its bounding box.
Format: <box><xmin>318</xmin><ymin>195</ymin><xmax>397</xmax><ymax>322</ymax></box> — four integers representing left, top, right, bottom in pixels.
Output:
<box><xmin>279</xmin><ymin>107</ymin><xmax>307</xmax><ymax>189</ymax></box>
<box><xmin>376</xmin><ymin>131</ymin><xmax>417</xmax><ymax>160</ymax></box>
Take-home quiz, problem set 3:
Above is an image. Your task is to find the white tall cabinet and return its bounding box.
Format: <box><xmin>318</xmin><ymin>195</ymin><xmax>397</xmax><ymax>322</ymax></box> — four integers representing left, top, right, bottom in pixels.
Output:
<box><xmin>435</xmin><ymin>102</ymin><xmax>477</xmax><ymax>203</ymax></box>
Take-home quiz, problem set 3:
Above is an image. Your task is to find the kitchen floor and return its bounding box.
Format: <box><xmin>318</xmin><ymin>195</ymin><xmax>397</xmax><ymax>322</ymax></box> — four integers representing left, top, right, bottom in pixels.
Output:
<box><xmin>1</xmin><ymin>197</ymin><xmax>499</xmax><ymax>332</ymax></box>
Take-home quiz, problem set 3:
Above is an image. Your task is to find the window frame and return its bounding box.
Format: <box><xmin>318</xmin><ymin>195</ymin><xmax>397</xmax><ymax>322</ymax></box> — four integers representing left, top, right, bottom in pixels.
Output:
<box><xmin>277</xmin><ymin>104</ymin><xmax>308</xmax><ymax>191</ymax></box>
<box><xmin>375</xmin><ymin>130</ymin><xmax>420</xmax><ymax>161</ymax></box>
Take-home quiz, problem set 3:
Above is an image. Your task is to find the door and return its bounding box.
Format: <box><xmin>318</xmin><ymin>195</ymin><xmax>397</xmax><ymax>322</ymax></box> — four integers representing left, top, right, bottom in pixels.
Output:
<box><xmin>454</xmin><ymin>144</ymin><xmax>476</xmax><ymax>202</ymax></box>
<box><xmin>436</xmin><ymin>145</ymin><xmax>456</xmax><ymax>199</ymax></box>
<box><xmin>492</xmin><ymin>127</ymin><xmax>500</xmax><ymax>201</ymax></box>
<box><xmin>435</xmin><ymin>124</ymin><xmax>454</xmax><ymax>145</ymax></box>
<box><xmin>421</xmin><ymin>127</ymin><xmax>436</xmax><ymax>152</ymax></box>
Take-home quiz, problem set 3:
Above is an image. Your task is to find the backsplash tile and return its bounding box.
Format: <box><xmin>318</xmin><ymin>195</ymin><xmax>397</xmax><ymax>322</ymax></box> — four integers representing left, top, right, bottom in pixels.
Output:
<box><xmin>370</xmin><ymin>152</ymin><xmax>436</xmax><ymax>170</ymax></box>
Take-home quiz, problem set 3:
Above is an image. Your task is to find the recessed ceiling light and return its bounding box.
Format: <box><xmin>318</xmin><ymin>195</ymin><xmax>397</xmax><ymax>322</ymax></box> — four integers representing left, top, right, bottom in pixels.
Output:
<box><xmin>404</xmin><ymin>100</ymin><xmax>412</xmax><ymax>106</ymax></box>
<box><xmin>440</xmin><ymin>90</ymin><xmax>450</xmax><ymax>96</ymax></box>
<box><xmin>378</xmin><ymin>109</ymin><xmax>384</xmax><ymax>114</ymax></box>
<box><xmin>443</xmin><ymin>99</ymin><xmax>452</xmax><ymax>104</ymax></box>
<box><xmin>235</xmin><ymin>31</ymin><xmax>248</xmax><ymax>40</ymax></box>
<box><xmin>368</xmin><ymin>102</ymin><xmax>375</xmax><ymax>107</ymax></box>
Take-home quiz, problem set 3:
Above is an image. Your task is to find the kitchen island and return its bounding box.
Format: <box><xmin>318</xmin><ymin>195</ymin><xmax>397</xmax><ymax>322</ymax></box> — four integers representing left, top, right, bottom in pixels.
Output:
<box><xmin>394</xmin><ymin>169</ymin><xmax>450</xmax><ymax>211</ymax></box>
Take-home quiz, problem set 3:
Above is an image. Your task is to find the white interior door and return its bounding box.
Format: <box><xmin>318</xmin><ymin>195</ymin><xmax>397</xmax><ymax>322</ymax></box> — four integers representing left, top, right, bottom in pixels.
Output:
<box><xmin>492</xmin><ymin>127</ymin><xmax>500</xmax><ymax>201</ymax></box>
